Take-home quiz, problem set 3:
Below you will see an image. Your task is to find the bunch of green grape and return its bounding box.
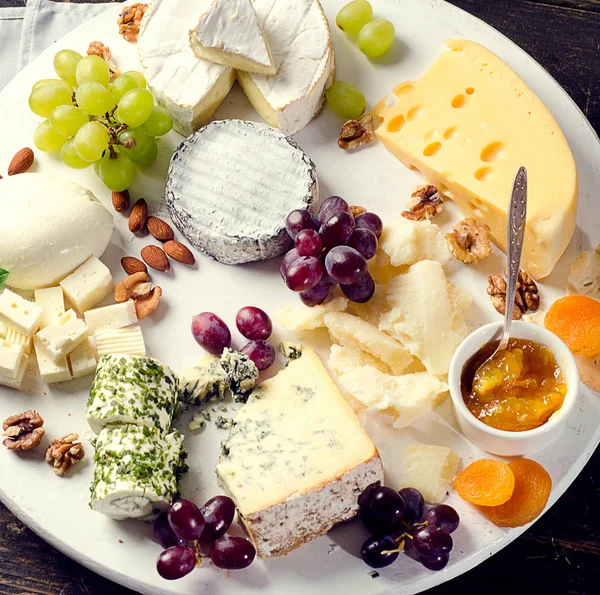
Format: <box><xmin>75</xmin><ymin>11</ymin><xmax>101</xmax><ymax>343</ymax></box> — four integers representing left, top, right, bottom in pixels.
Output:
<box><xmin>336</xmin><ymin>1</ymin><xmax>395</xmax><ymax>59</ymax></box>
<box><xmin>29</xmin><ymin>49</ymin><xmax>173</xmax><ymax>192</ymax></box>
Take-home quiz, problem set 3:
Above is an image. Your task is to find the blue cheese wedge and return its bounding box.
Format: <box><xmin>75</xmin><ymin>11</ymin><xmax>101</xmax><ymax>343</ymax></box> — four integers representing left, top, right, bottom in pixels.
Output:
<box><xmin>216</xmin><ymin>347</ymin><xmax>383</xmax><ymax>557</ymax></box>
<box><xmin>87</xmin><ymin>355</ymin><xmax>179</xmax><ymax>434</ymax></box>
<box><xmin>166</xmin><ymin>120</ymin><xmax>318</xmax><ymax>265</ymax></box>
<box><xmin>179</xmin><ymin>354</ymin><xmax>229</xmax><ymax>406</ymax></box>
<box><xmin>219</xmin><ymin>348</ymin><xmax>258</xmax><ymax>402</ymax></box>
<box><xmin>90</xmin><ymin>424</ymin><xmax>187</xmax><ymax>520</ymax></box>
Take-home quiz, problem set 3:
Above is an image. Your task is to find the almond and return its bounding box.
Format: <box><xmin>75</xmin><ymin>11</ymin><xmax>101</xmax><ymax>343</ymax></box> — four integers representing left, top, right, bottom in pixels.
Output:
<box><xmin>8</xmin><ymin>148</ymin><xmax>34</xmax><ymax>176</ymax></box>
<box><xmin>121</xmin><ymin>256</ymin><xmax>148</xmax><ymax>275</ymax></box>
<box><xmin>147</xmin><ymin>217</ymin><xmax>175</xmax><ymax>242</ymax></box>
<box><xmin>112</xmin><ymin>189</ymin><xmax>130</xmax><ymax>212</ymax></box>
<box><xmin>164</xmin><ymin>240</ymin><xmax>196</xmax><ymax>265</ymax></box>
<box><xmin>141</xmin><ymin>245</ymin><xmax>170</xmax><ymax>272</ymax></box>
<box><xmin>129</xmin><ymin>198</ymin><xmax>148</xmax><ymax>233</ymax></box>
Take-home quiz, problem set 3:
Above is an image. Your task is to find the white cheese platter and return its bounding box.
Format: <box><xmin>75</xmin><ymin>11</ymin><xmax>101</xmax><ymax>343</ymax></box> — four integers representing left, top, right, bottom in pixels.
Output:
<box><xmin>0</xmin><ymin>1</ymin><xmax>599</xmax><ymax>594</ymax></box>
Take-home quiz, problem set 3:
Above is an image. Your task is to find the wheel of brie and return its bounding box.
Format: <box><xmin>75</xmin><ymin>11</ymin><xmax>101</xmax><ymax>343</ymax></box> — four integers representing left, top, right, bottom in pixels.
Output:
<box><xmin>165</xmin><ymin>120</ymin><xmax>318</xmax><ymax>265</ymax></box>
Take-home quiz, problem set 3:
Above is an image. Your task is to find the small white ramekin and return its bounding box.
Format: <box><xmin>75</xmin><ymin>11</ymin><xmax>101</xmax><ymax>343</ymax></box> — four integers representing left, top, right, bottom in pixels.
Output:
<box><xmin>448</xmin><ymin>321</ymin><xmax>580</xmax><ymax>457</ymax></box>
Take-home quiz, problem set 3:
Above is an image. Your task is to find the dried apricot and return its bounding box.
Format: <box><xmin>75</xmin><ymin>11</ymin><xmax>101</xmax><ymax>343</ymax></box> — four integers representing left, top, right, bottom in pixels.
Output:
<box><xmin>480</xmin><ymin>459</ymin><xmax>552</xmax><ymax>528</ymax></box>
<box><xmin>545</xmin><ymin>295</ymin><xmax>600</xmax><ymax>357</ymax></box>
<box><xmin>454</xmin><ymin>459</ymin><xmax>515</xmax><ymax>506</ymax></box>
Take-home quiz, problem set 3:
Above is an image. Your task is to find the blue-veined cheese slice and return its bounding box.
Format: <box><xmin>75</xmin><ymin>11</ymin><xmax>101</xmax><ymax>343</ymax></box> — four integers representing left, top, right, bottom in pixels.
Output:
<box><xmin>166</xmin><ymin>120</ymin><xmax>318</xmax><ymax>264</ymax></box>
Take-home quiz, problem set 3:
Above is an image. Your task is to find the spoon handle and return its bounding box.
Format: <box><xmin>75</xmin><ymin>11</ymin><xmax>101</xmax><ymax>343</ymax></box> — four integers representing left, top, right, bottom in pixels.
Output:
<box><xmin>500</xmin><ymin>166</ymin><xmax>528</xmax><ymax>350</ymax></box>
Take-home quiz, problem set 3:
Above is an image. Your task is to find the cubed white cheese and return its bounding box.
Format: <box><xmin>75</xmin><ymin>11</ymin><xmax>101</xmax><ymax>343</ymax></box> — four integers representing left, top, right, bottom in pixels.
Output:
<box><xmin>84</xmin><ymin>301</ymin><xmax>137</xmax><ymax>333</ymax></box>
<box><xmin>0</xmin><ymin>289</ymin><xmax>43</xmax><ymax>336</ymax></box>
<box><xmin>276</xmin><ymin>297</ymin><xmax>348</xmax><ymax>332</ymax></box>
<box><xmin>0</xmin><ymin>321</ymin><xmax>7</xmax><ymax>339</ymax></box>
<box><xmin>402</xmin><ymin>444</ymin><xmax>460</xmax><ymax>503</ymax></box>
<box><xmin>34</xmin><ymin>336</ymin><xmax>71</xmax><ymax>384</ymax></box>
<box><xmin>68</xmin><ymin>337</ymin><xmax>97</xmax><ymax>379</ymax></box>
<box><xmin>60</xmin><ymin>256</ymin><xmax>114</xmax><ymax>314</ymax></box>
<box><xmin>95</xmin><ymin>325</ymin><xmax>146</xmax><ymax>358</ymax></box>
<box><xmin>0</xmin><ymin>341</ymin><xmax>28</xmax><ymax>390</ymax></box>
<box><xmin>5</xmin><ymin>327</ymin><xmax>32</xmax><ymax>355</ymax></box>
<box><xmin>34</xmin><ymin>286</ymin><xmax>65</xmax><ymax>328</ymax></box>
<box><xmin>35</xmin><ymin>309</ymin><xmax>88</xmax><ymax>363</ymax></box>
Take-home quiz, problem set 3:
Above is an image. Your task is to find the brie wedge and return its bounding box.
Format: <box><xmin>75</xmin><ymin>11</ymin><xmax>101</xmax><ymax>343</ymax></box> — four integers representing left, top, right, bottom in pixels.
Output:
<box><xmin>190</xmin><ymin>0</ymin><xmax>275</xmax><ymax>75</ymax></box>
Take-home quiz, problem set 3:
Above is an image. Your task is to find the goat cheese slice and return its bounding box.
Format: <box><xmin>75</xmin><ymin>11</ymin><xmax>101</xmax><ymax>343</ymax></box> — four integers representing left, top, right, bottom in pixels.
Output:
<box><xmin>238</xmin><ymin>0</ymin><xmax>335</xmax><ymax>134</ymax></box>
<box><xmin>138</xmin><ymin>0</ymin><xmax>235</xmax><ymax>137</ymax></box>
<box><xmin>216</xmin><ymin>347</ymin><xmax>383</xmax><ymax>558</ymax></box>
<box><xmin>166</xmin><ymin>120</ymin><xmax>318</xmax><ymax>264</ymax></box>
<box><xmin>190</xmin><ymin>0</ymin><xmax>275</xmax><ymax>75</ymax></box>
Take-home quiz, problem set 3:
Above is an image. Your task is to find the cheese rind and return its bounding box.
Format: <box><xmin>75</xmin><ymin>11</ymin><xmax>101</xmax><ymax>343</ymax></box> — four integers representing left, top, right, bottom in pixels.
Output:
<box><xmin>190</xmin><ymin>0</ymin><xmax>275</xmax><ymax>75</ymax></box>
<box><xmin>373</xmin><ymin>39</ymin><xmax>578</xmax><ymax>279</ymax></box>
<box><xmin>216</xmin><ymin>347</ymin><xmax>383</xmax><ymax>557</ymax></box>
<box><xmin>35</xmin><ymin>309</ymin><xmax>88</xmax><ymax>363</ymax></box>
<box><xmin>0</xmin><ymin>289</ymin><xmax>43</xmax><ymax>337</ymax></box>
<box><xmin>84</xmin><ymin>301</ymin><xmax>137</xmax><ymax>334</ymax></box>
<box><xmin>60</xmin><ymin>257</ymin><xmax>113</xmax><ymax>315</ymax></box>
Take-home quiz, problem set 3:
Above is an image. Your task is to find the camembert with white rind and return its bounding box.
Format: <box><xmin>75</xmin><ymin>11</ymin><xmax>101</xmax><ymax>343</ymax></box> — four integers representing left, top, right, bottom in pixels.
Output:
<box><xmin>373</xmin><ymin>39</ymin><xmax>578</xmax><ymax>279</ymax></box>
<box><xmin>216</xmin><ymin>347</ymin><xmax>383</xmax><ymax>557</ymax></box>
<box><xmin>190</xmin><ymin>0</ymin><xmax>275</xmax><ymax>75</ymax></box>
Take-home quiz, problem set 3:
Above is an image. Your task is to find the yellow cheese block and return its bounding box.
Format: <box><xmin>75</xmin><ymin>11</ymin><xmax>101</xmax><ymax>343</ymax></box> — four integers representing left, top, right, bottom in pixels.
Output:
<box><xmin>373</xmin><ymin>39</ymin><xmax>578</xmax><ymax>279</ymax></box>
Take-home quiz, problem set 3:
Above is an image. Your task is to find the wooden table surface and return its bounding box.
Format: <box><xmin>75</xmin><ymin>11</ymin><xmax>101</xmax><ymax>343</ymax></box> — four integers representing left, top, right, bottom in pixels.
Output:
<box><xmin>0</xmin><ymin>0</ymin><xmax>598</xmax><ymax>594</ymax></box>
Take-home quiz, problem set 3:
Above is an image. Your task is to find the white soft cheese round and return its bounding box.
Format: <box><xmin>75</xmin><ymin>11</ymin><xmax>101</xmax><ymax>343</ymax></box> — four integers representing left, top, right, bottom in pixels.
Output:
<box><xmin>0</xmin><ymin>173</ymin><xmax>113</xmax><ymax>290</ymax></box>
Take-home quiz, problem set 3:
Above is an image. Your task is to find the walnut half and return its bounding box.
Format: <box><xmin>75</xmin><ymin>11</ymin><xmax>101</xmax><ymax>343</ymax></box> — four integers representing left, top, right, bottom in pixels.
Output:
<box><xmin>2</xmin><ymin>410</ymin><xmax>45</xmax><ymax>451</ymax></box>
<box><xmin>402</xmin><ymin>185</ymin><xmax>444</xmax><ymax>221</ymax></box>
<box><xmin>487</xmin><ymin>268</ymin><xmax>540</xmax><ymax>320</ymax></box>
<box><xmin>446</xmin><ymin>218</ymin><xmax>492</xmax><ymax>264</ymax></box>
<box><xmin>118</xmin><ymin>3</ymin><xmax>147</xmax><ymax>43</ymax></box>
<box><xmin>45</xmin><ymin>433</ymin><xmax>85</xmax><ymax>477</ymax></box>
<box><xmin>338</xmin><ymin>115</ymin><xmax>375</xmax><ymax>151</ymax></box>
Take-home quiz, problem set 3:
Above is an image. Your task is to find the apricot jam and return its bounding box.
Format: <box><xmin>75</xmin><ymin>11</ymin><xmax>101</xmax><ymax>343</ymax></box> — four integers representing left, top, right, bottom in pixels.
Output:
<box><xmin>461</xmin><ymin>338</ymin><xmax>567</xmax><ymax>432</ymax></box>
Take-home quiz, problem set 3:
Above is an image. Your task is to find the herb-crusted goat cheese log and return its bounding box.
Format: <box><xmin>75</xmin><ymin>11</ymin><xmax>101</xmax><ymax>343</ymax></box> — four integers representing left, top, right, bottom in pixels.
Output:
<box><xmin>90</xmin><ymin>424</ymin><xmax>187</xmax><ymax>520</ymax></box>
<box><xmin>87</xmin><ymin>354</ymin><xmax>179</xmax><ymax>434</ymax></box>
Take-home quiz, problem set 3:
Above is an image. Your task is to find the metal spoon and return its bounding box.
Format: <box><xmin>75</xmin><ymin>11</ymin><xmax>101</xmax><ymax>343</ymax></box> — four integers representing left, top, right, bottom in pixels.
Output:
<box><xmin>476</xmin><ymin>166</ymin><xmax>528</xmax><ymax>373</ymax></box>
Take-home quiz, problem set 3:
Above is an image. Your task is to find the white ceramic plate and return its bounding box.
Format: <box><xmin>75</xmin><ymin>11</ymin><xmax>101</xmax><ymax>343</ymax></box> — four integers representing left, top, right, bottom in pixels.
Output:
<box><xmin>0</xmin><ymin>1</ymin><xmax>598</xmax><ymax>594</ymax></box>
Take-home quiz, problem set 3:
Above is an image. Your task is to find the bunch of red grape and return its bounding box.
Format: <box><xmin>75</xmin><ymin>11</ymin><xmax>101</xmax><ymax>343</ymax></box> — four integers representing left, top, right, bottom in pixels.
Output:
<box><xmin>154</xmin><ymin>495</ymin><xmax>256</xmax><ymax>580</ymax></box>
<box><xmin>191</xmin><ymin>306</ymin><xmax>276</xmax><ymax>371</ymax></box>
<box><xmin>281</xmin><ymin>196</ymin><xmax>382</xmax><ymax>306</ymax></box>
<box><xmin>358</xmin><ymin>484</ymin><xmax>460</xmax><ymax>571</ymax></box>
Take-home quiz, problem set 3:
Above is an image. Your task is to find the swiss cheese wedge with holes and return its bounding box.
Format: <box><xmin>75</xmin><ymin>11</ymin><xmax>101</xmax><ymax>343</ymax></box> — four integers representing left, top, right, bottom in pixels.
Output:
<box><xmin>373</xmin><ymin>39</ymin><xmax>578</xmax><ymax>280</ymax></box>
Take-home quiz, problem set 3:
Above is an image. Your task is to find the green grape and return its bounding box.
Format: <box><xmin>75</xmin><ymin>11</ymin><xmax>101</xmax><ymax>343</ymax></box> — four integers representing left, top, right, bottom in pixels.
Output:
<box><xmin>32</xmin><ymin>78</ymin><xmax>70</xmax><ymax>92</ymax></box>
<box><xmin>97</xmin><ymin>152</ymin><xmax>137</xmax><ymax>191</ymax></box>
<box><xmin>129</xmin><ymin>137</ymin><xmax>157</xmax><ymax>167</ymax></box>
<box><xmin>111</xmin><ymin>74</ymin><xmax>139</xmax><ymax>104</ymax></box>
<box><xmin>75</xmin><ymin>55</ymin><xmax>110</xmax><ymax>87</ymax></box>
<box><xmin>29</xmin><ymin>82</ymin><xmax>73</xmax><ymax>118</ymax></box>
<box><xmin>33</xmin><ymin>119</ymin><xmax>67</xmax><ymax>153</ymax></box>
<box><xmin>336</xmin><ymin>1</ymin><xmax>373</xmax><ymax>37</ymax></box>
<box><xmin>124</xmin><ymin>70</ymin><xmax>146</xmax><ymax>88</ymax></box>
<box><xmin>75</xmin><ymin>82</ymin><xmax>114</xmax><ymax>116</ymax></box>
<box><xmin>53</xmin><ymin>49</ymin><xmax>83</xmax><ymax>87</ymax></box>
<box><xmin>141</xmin><ymin>106</ymin><xmax>173</xmax><ymax>137</ymax></box>
<box><xmin>357</xmin><ymin>18</ymin><xmax>395</xmax><ymax>59</ymax></box>
<box><xmin>117</xmin><ymin>128</ymin><xmax>149</xmax><ymax>162</ymax></box>
<box><xmin>118</xmin><ymin>88</ymin><xmax>154</xmax><ymax>128</ymax></box>
<box><xmin>326</xmin><ymin>81</ymin><xmax>366</xmax><ymax>119</ymax></box>
<box><xmin>49</xmin><ymin>105</ymin><xmax>88</xmax><ymax>137</ymax></box>
<box><xmin>74</xmin><ymin>121</ymin><xmax>109</xmax><ymax>162</ymax></box>
<box><xmin>60</xmin><ymin>138</ymin><xmax>92</xmax><ymax>169</ymax></box>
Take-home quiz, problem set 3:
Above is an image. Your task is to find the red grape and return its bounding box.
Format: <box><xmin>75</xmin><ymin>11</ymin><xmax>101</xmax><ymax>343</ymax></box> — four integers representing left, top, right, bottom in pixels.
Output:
<box><xmin>285</xmin><ymin>256</ymin><xmax>322</xmax><ymax>291</ymax></box>
<box><xmin>325</xmin><ymin>246</ymin><xmax>366</xmax><ymax>285</ymax></box>
<box><xmin>210</xmin><ymin>536</ymin><xmax>256</xmax><ymax>570</ymax></box>
<box><xmin>285</xmin><ymin>209</ymin><xmax>319</xmax><ymax>239</ymax></box>
<box><xmin>340</xmin><ymin>271</ymin><xmax>375</xmax><ymax>303</ymax></box>
<box><xmin>200</xmin><ymin>495</ymin><xmax>236</xmax><ymax>542</ymax></box>
<box><xmin>417</xmin><ymin>551</ymin><xmax>449</xmax><ymax>571</ymax></box>
<box><xmin>318</xmin><ymin>195</ymin><xmax>349</xmax><ymax>223</ymax></box>
<box><xmin>349</xmin><ymin>228</ymin><xmax>378</xmax><ymax>260</ymax></box>
<box><xmin>154</xmin><ymin>513</ymin><xmax>180</xmax><ymax>549</ymax></box>
<box><xmin>355</xmin><ymin>212</ymin><xmax>383</xmax><ymax>238</ymax></box>
<box><xmin>240</xmin><ymin>339</ymin><xmax>276</xmax><ymax>371</ymax></box>
<box><xmin>320</xmin><ymin>212</ymin><xmax>355</xmax><ymax>248</ymax></box>
<box><xmin>236</xmin><ymin>306</ymin><xmax>272</xmax><ymax>340</ymax></box>
<box><xmin>319</xmin><ymin>273</ymin><xmax>338</xmax><ymax>287</ymax></box>
<box><xmin>191</xmin><ymin>313</ymin><xmax>231</xmax><ymax>355</ymax></box>
<box><xmin>300</xmin><ymin>283</ymin><xmax>329</xmax><ymax>306</ymax></box>
<box><xmin>156</xmin><ymin>545</ymin><xmax>197</xmax><ymax>580</ymax></box>
<box><xmin>295</xmin><ymin>229</ymin><xmax>322</xmax><ymax>257</ymax></box>
<box><xmin>168</xmin><ymin>499</ymin><xmax>205</xmax><ymax>541</ymax></box>
<box><xmin>424</xmin><ymin>504</ymin><xmax>460</xmax><ymax>534</ymax></box>
<box><xmin>280</xmin><ymin>248</ymin><xmax>300</xmax><ymax>279</ymax></box>
<box><xmin>368</xmin><ymin>486</ymin><xmax>406</xmax><ymax>526</ymax></box>
<box><xmin>398</xmin><ymin>487</ymin><xmax>424</xmax><ymax>523</ymax></box>
<box><xmin>412</xmin><ymin>527</ymin><xmax>453</xmax><ymax>557</ymax></box>
<box><xmin>360</xmin><ymin>535</ymin><xmax>399</xmax><ymax>568</ymax></box>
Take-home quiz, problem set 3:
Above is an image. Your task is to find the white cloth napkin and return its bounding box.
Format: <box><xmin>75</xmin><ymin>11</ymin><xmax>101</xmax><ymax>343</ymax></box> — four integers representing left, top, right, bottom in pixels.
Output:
<box><xmin>0</xmin><ymin>0</ymin><xmax>115</xmax><ymax>91</ymax></box>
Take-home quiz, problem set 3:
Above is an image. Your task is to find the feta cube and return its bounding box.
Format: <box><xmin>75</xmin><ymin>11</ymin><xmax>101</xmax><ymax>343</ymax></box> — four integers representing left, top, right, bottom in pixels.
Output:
<box><xmin>35</xmin><ymin>309</ymin><xmax>88</xmax><ymax>363</ymax></box>
<box><xmin>34</xmin><ymin>336</ymin><xmax>71</xmax><ymax>384</ymax></box>
<box><xmin>402</xmin><ymin>444</ymin><xmax>460</xmax><ymax>503</ymax></box>
<box><xmin>68</xmin><ymin>337</ymin><xmax>97</xmax><ymax>379</ymax></box>
<box><xmin>60</xmin><ymin>256</ymin><xmax>114</xmax><ymax>314</ymax></box>
<box><xmin>0</xmin><ymin>341</ymin><xmax>28</xmax><ymax>390</ymax></box>
<box><xmin>34</xmin><ymin>287</ymin><xmax>65</xmax><ymax>328</ymax></box>
<box><xmin>95</xmin><ymin>325</ymin><xmax>146</xmax><ymax>358</ymax></box>
<box><xmin>5</xmin><ymin>327</ymin><xmax>32</xmax><ymax>355</ymax></box>
<box><xmin>84</xmin><ymin>301</ymin><xmax>137</xmax><ymax>333</ymax></box>
<box><xmin>0</xmin><ymin>289</ymin><xmax>43</xmax><ymax>336</ymax></box>
<box><xmin>0</xmin><ymin>321</ymin><xmax>7</xmax><ymax>339</ymax></box>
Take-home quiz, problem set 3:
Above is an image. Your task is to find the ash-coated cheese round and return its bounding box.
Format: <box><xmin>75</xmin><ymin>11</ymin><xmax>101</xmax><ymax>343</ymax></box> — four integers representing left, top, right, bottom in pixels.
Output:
<box><xmin>166</xmin><ymin>120</ymin><xmax>318</xmax><ymax>265</ymax></box>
